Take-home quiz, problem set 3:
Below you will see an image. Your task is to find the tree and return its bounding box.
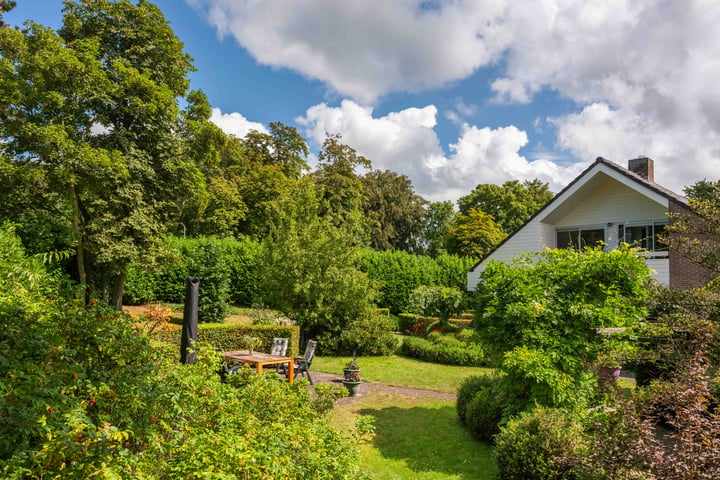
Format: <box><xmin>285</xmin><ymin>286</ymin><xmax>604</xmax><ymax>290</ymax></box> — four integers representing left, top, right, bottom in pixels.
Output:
<box><xmin>422</xmin><ymin>201</ymin><xmax>457</xmax><ymax>257</ymax></box>
<box><xmin>361</xmin><ymin>169</ymin><xmax>427</xmax><ymax>252</ymax></box>
<box><xmin>665</xmin><ymin>179</ymin><xmax>720</xmax><ymax>275</ymax></box>
<box><xmin>0</xmin><ymin>0</ymin><xmax>15</xmax><ymax>27</ymax></box>
<box><xmin>243</xmin><ymin>122</ymin><xmax>309</xmax><ymax>179</ymax></box>
<box><xmin>458</xmin><ymin>179</ymin><xmax>553</xmax><ymax>234</ymax></box>
<box><xmin>0</xmin><ymin>1</ymin><xmax>200</xmax><ymax>308</ymax></box>
<box><xmin>446</xmin><ymin>208</ymin><xmax>506</xmax><ymax>258</ymax></box>
<box><xmin>258</xmin><ymin>179</ymin><xmax>379</xmax><ymax>352</ymax></box>
<box><xmin>311</xmin><ymin>133</ymin><xmax>371</xmax><ymax>235</ymax></box>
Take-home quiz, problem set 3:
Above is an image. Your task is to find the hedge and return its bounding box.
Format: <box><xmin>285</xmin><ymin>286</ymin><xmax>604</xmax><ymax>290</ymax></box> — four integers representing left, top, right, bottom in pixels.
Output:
<box><xmin>153</xmin><ymin>324</ymin><xmax>301</xmax><ymax>357</ymax></box>
<box><xmin>400</xmin><ymin>335</ymin><xmax>486</xmax><ymax>366</ymax></box>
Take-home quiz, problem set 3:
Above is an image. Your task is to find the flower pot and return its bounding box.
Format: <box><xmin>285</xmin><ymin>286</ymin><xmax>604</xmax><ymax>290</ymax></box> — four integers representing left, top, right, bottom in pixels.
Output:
<box><xmin>597</xmin><ymin>366</ymin><xmax>622</xmax><ymax>383</ymax></box>
<box><xmin>343</xmin><ymin>380</ymin><xmax>362</xmax><ymax>397</ymax></box>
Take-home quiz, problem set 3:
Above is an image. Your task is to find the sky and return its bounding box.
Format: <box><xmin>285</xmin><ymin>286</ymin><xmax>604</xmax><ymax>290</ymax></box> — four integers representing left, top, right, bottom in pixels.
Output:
<box><xmin>6</xmin><ymin>0</ymin><xmax>720</xmax><ymax>203</ymax></box>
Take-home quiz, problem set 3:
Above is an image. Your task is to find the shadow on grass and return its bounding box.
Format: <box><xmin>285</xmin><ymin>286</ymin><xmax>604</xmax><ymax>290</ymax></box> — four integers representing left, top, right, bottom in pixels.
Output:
<box><xmin>359</xmin><ymin>404</ymin><xmax>497</xmax><ymax>480</ymax></box>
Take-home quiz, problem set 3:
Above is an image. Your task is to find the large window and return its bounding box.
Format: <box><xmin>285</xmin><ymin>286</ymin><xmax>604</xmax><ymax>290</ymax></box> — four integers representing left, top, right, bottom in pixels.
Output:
<box><xmin>618</xmin><ymin>222</ymin><xmax>667</xmax><ymax>253</ymax></box>
<box><xmin>556</xmin><ymin>227</ymin><xmax>605</xmax><ymax>250</ymax></box>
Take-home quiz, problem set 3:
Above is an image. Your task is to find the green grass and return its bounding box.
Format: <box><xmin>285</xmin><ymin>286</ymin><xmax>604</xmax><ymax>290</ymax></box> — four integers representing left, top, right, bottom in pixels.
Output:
<box><xmin>331</xmin><ymin>391</ymin><xmax>497</xmax><ymax>480</ymax></box>
<box><xmin>313</xmin><ymin>355</ymin><xmax>493</xmax><ymax>394</ymax></box>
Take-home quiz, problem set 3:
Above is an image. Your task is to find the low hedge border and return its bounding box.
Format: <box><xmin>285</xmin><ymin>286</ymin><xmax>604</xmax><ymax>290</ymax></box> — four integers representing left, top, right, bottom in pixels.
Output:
<box><xmin>400</xmin><ymin>335</ymin><xmax>485</xmax><ymax>367</ymax></box>
<box><xmin>153</xmin><ymin>324</ymin><xmax>301</xmax><ymax>357</ymax></box>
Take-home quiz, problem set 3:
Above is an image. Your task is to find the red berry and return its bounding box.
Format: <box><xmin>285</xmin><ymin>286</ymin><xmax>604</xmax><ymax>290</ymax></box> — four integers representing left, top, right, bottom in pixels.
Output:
<box><xmin>47</xmin><ymin>407</ymin><xmax>55</xmax><ymax>413</ymax></box>
<box><xmin>71</xmin><ymin>373</ymin><xmax>78</xmax><ymax>379</ymax></box>
<box><xmin>76</xmin><ymin>434</ymin><xmax>83</xmax><ymax>440</ymax></box>
<box><xmin>89</xmin><ymin>398</ymin><xmax>96</xmax><ymax>405</ymax></box>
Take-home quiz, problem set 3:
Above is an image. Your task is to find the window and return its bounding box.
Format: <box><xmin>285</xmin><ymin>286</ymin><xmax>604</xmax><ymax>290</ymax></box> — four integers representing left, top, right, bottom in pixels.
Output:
<box><xmin>556</xmin><ymin>227</ymin><xmax>605</xmax><ymax>250</ymax></box>
<box><xmin>618</xmin><ymin>222</ymin><xmax>667</xmax><ymax>253</ymax></box>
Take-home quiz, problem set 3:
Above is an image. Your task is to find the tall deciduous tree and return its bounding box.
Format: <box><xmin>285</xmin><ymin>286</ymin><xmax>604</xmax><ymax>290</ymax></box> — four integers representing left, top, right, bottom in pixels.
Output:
<box><xmin>243</xmin><ymin>122</ymin><xmax>309</xmax><ymax>179</ymax></box>
<box><xmin>458</xmin><ymin>179</ymin><xmax>553</xmax><ymax>234</ymax></box>
<box><xmin>422</xmin><ymin>201</ymin><xmax>457</xmax><ymax>257</ymax></box>
<box><xmin>361</xmin><ymin>169</ymin><xmax>427</xmax><ymax>252</ymax></box>
<box><xmin>0</xmin><ymin>1</ymin><xmax>200</xmax><ymax>308</ymax></box>
<box><xmin>446</xmin><ymin>208</ymin><xmax>506</xmax><ymax>258</ymax></box>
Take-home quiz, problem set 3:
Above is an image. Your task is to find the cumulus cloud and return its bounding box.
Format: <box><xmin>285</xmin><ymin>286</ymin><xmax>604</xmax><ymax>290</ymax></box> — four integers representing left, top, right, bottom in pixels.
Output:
<box><xmin>296</xmin><ymin>100</ymin><xmax>584</xmax><ymax>202</ymax></box>
<box><xmin>191</xmin><ymin>0</ymin><xmax>720</xmax><ymax>193</ymax></box>
<box><xmin>186</xmin><ymin>0</ymin><xmax>503</xmax><ymax>103</ymax></box>
<box><xmin>209</xmin><ymin>107</ymin><xmax>267</xmax><ymax>138</ymax></box>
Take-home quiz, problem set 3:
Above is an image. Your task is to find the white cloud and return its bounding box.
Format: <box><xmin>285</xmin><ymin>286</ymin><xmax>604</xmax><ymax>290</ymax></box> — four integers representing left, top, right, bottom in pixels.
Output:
<box><xmin>191</xmin><ymin>0</ymin><xmax>720</xmax><ymax>193</ymax></box>
<box><xmin>296</xmin><ymin>100</ymin><xmax>584</xmax><ymax>202</ymax></box>
<box><xmin>209</xmin><ymin>107</ymin><xmax>267</xmax><ymax>138</ymax></box>
<box><xmin>187</xmin><ymin>0</ymin><xmax>503</xmax><ymax>103</ymax></box>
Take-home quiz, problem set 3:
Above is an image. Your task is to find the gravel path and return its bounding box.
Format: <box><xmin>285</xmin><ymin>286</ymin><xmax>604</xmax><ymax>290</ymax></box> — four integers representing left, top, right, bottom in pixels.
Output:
<box><xmin>310</xmin><ymin>371</ymin><xmax>457</xmax><ymax>406</ymax></box>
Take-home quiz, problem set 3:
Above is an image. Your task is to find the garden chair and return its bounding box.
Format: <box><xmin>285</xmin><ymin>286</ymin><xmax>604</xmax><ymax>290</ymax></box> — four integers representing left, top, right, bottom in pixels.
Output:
<box><xmin>291</xmin><ymin>340</ymin><xmax>317</xmax><ymax>385</ymax></box>
<box><xmin>271</xmin><ymin>337</ymin><xmax>289</xmax><ymax>356</ymax></box>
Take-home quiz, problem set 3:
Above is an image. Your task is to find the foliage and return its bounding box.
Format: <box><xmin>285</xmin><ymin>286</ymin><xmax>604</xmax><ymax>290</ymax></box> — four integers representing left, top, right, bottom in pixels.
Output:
<box><xmin>339</xmin><ymin>310</ymin><xmax>399</xmax><ymax>356</ymax></box>
<box><xmin>421</xmin><ymin>200</ymin><xmax>457</xmax><ymax>257</ymax></box>
<box><xmin>258</xmin><ymin>180</ymin><xmax>380</xmax><ymax>353</ymax></box>
<box><xmin>465</xmin><ymin>380</ymin><xmax>505</xmax><ymax>442</ymax></box>
<box><xmin>408</xmin><ymin>285</ymin><xmax>463</xmax><ymax>325</ymax></box>
<box><xmin>400</xmin><ymin>334</ymin><xmax>486</xmax><ymax>367</ymax></box>
<box><xmin>0</xmin><ymin>0</ymin><xmax>202</xmax><ymax>308</ymax></box>
<box><xmin>152</xmin><ymin>323</ymin><xmax>301</xmax><ymax>357</ymax></box>
<box><xmin>243</xmin><ymin>122</ymin><xmax>309</xmax><ymax>179</ymax></box>
<box><xmin>456</xmin><ymin>375</ymin><xmax>497</xmax><ymax>424</ymax></box>
<box><xmin>0</xmin><ymin>226</ymin><xmax>364</xmax><ymax>478</ymax></box>
<box><xmin>446</xmin><ymin>208</ymin><xmax>506</xmax><ymax>258</ymax></box>
<box><xmin>458</xmin><ymin>179</ymin><xmax>553</xmax><ymax>234</ymax></box>
<box><xmin>665</xmin><ymin>180</ymin><xmax>720</xmax><ymax>275</ymax></box>
<box><xmin>579</xmin><ymin>319</ymin><xmax>720</xmax><ymax>480</ymax></box>
<box><xmin>474</xmin><ymin>247</ymin><xmax>652</xmax><ymax>412</ymax></box>
<box><xmin>361</xmin><ymin>169</ymin><xmax>427</xmax><ymax>252</ymax></box>
<box><xmin>358</xmin><ymin>248</ymin><xmax>475</xmax><ymax>314</ymax></box>
<box><xmin>494</xmin><ymin>406</ymin><xmax>586</xmax><ymax>480</ymax></box>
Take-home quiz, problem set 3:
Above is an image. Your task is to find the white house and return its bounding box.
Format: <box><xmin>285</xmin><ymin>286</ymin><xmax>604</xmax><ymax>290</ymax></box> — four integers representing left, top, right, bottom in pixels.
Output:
<box><xmin>467</xmin><ymin>157</ymin><xmax>714</xmax><ymax>291</ymax></box>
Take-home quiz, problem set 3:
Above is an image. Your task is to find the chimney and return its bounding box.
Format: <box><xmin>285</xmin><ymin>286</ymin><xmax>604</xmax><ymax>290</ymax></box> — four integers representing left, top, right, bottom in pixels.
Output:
<box><xmin>628</xmin><ymin>156</ymin><xmax>654</xmax><ymax>183</ymax></box>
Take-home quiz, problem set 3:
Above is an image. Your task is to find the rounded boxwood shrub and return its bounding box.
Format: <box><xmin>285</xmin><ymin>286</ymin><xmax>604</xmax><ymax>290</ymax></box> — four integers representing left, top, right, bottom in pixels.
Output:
<box><xmin>465</xmin><ymin>381</ymin><xmax>504</xmax><ymax>442</ymax></box>
<box><xmin>401</xmin><ymin>335</ymin><xmax>485</xmax><ymax>366</ymax></box>
<box><xmin>494</xmin><ymin>406</ymin><xmax>586</xmax><ymax>480</ymax></box>
<box><xmin>456</xmin><ymin>375</ymin><xmax>496</xmax><ymax>424</ymax></box>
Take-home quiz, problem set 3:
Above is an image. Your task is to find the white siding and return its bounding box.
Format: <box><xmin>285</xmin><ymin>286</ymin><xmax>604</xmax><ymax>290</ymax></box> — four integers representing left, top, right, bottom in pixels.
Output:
<box><xmin>467</xmin><ymin>165</ymin><xmax>674</xmax><ymax>291</ymax></box>
<box><xmin>646</xmin><ymin>258</ymin><xmax>670</xmax><ymax>286</ymax></box>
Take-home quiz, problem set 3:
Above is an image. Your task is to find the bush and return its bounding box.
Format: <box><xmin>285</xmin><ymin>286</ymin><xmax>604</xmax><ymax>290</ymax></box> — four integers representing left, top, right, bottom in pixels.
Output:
<box><xmin>408</xmin><ymin>285</ymin><xmax>463</xmax><ymax>325</ymax></box>
<box><xmin>339</xmin><ymin>311</ymin><xmax>399</xmax><ymax>356</ymax></box>
<box><xmin>465</xmin><ymin>383</ymin><xmax>504</xmax><ymax>443</ymax></box>
<box><xmin>494</xmin><ymin>407</ymin><xmax>586</xmax><ymax>480</ymax></box>
<box><xmin>153</xmin><ymin>323</ymin><xmax>301</xmax><ymax>357</ymax></box>
<box><xmin>457</xmin><ymin>375</ymin><xmax>496</xmax><ymax>424</ymax></box>
<box><xmin>0</xmin><ymin>226</ymin><xmax>364</xmax><ymax>478</ymax></box>
<box><xmin>400</xmin><ymin>335</ymin><xmax>485</xmax><ymax>366</ymax></box>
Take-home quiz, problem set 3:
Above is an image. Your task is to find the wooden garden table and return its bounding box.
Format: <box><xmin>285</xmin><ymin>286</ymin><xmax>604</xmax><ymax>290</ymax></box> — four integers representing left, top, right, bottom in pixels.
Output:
<box><xmin>223</xmin><ymin>350</ymin><xmax>295</xmax><ymax>383</ymax></box>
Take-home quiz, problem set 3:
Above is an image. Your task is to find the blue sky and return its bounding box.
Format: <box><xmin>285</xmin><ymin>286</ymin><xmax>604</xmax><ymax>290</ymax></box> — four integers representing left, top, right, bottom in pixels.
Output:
<box><xmin>6</xmin><ymin>1</ymin><xmax>720</xmax><ymax>203</ymax></box>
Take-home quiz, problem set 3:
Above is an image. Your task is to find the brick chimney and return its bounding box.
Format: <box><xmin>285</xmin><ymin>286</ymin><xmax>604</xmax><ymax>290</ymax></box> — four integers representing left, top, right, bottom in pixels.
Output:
<box><xmin>628</xmin><ymin>156</ymin><xmax>654</xmax><ymax>183</ymax></box>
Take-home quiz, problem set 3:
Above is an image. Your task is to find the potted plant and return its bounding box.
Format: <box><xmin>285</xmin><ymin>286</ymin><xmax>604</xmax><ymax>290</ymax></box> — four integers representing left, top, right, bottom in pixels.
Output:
<box><xmin>593</xmin><ymin>337</ymin><xmax>635</xmax><ymax>383</ymax></box>
<box><xmin>342</xmin><ymin>356</ymin><xmax>362</xmax><ymax>397</ymax></box>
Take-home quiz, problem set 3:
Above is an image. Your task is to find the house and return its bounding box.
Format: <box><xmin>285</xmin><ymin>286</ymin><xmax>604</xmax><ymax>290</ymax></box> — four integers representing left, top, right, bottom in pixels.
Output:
<box><xmin>467</xmin><ymin>156</ymin><xmax>715</xmax><ymax>291</ymax></box>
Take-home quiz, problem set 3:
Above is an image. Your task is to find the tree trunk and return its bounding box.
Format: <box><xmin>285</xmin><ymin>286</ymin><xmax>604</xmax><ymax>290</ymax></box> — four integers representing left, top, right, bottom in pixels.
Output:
<box><xmin>70</xmin><ymin>184</ymin><xmax>87</xmax><ymax>298</ymax></box>
<box><xmin>111</xmin><ymin>267</ymin><xmax>126</xmax><ymax>311</ymax></box>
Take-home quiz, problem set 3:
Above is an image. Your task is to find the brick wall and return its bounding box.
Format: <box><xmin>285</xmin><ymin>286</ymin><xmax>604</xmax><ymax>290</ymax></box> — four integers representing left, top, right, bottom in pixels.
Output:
<box><xmin>668</xmin><ymin>200</ymin><xmax>717</xmax><ymax>290</ymax></box>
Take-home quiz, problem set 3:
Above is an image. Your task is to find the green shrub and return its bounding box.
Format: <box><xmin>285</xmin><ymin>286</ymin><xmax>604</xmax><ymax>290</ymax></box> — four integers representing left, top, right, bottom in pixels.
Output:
<box><xmin>339</xmin><ymin>311</ymin><xmax>399</xmax><ymax>355</ymax></box>
<box><xmin>123</xmin><ymin>263</ymin><xmax>160</xmax><ymax>305</ymax></box>
<box><xmin>409</xmin><ymin>285</ymin><xmax>463</xmax><ymax>325</ymax></box>
<box><xmin>494</xmin><ymin>406</ymin><xmax>586</xmax><ymax>480</ymax></box>
<box><xmin>153</xmin><ymin>324</ymin><xmax>301</xmax><ymax>357</ymax></box>
<box><xmin>397</xmin><ymin>313</ymin><xmax>437</xmax><ymax>337</ymax></box>
<box><xmin>465</xmin><ymin>382</ymin><xmax>504</xmax><ymax>443</ymax></box>
<box><xmin>456</xmin><ymin>374</ymin><xmax>498</xmax><ymax>424</ymax></box>
<box><xmin>0</xmin><ymin>226</ymin><xmax>364</xmax><ymax>478</ymax></box>
<box><xmin>400</xmin><ymin>335</ymin><xmax>485</xmax><ymax>366</ymax></box>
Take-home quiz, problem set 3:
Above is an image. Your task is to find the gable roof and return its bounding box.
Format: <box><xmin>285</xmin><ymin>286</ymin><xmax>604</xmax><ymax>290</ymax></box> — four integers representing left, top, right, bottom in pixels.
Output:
<box><xmin>469</xmin><ymin>157</ymin><xmax>689</xmax><ymax>271</ymax></box>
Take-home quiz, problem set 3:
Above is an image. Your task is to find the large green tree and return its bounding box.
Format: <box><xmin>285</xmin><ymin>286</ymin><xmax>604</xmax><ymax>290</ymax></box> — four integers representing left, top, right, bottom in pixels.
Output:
<box><xmin>458</xmin><ymin>179</ymin><xmax>553</xmax><ymax>234</ymax></box>
<box><xmin>446</xmin><ymin>208</ymin><xmax>506</xmax><ymax>258</ymax></box>
<box><xmin>361</xmin><ymin>169</ymin><xmax>427</xmax><ymax>252</ymax></box>
<box><xmin>422</xmin><ymin>200</ymin><xmax>457</xmax><ymax>257</ymax></box>
<box><xmin>243</xmin><ymin>122</ymin><xmax>309</xmax><ymax>179</ymax></box>
<box><xmin>0</xmin><ymin>0</ymin><xmax>200</xmax><ymax>308</ymax></box>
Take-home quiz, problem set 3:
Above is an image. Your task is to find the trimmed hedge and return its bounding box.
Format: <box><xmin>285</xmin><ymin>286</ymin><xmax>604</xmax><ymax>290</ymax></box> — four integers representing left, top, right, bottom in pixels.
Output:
<box><xmin>358</xmin><ymin>249</ymin><xmax>475</xmax><ymax>314</ymax></box>
<box><xmin>400</xmin><ymin>335</ymin><xmax>486</xmax><ymax>366</ymax></box>
<box><xmin>153</xmin><ymin>324</ymin><xmax>301</xmax><ymax>357</ymax></box>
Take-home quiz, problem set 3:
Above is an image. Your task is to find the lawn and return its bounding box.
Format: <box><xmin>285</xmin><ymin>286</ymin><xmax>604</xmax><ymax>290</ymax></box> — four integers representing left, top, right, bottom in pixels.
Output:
<box><xmin>313</xmin><ymin>355</ymin><xmax>493</xmax><ymax>394</ymax></box>
<box><xmin>330</xmin><ymin>391</ymin><xmax>497</xmax><ymax>480</ymax></box>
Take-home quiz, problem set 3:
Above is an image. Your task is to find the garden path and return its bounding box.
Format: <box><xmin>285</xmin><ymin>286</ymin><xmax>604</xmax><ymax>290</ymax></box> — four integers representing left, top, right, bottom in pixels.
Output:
<box><xmin>311</xmin><ymin>371</ymin><xmax>456</xmax><ymax>406</ymax></box>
